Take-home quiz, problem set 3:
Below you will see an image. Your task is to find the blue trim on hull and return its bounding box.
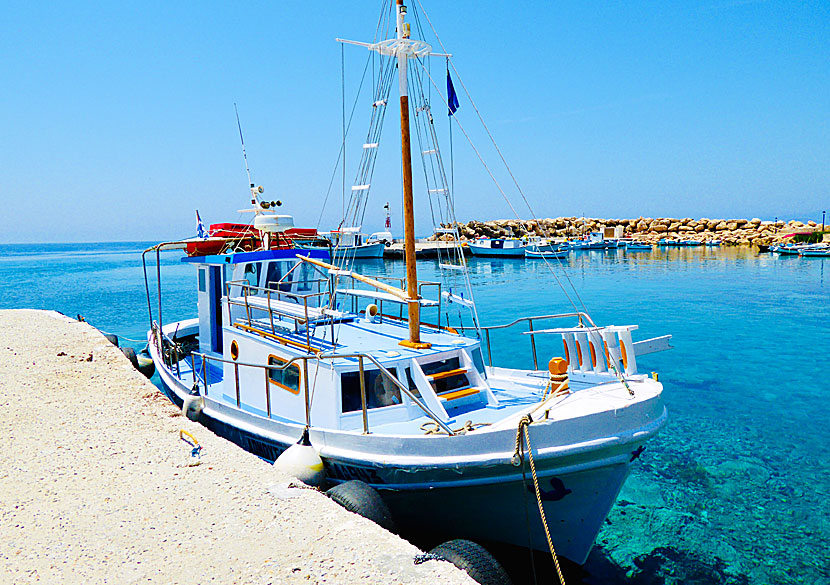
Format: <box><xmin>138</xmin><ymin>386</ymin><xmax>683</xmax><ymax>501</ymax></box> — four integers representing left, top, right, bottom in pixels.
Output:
<box><xmin>181</xmin><ymin>248</ymin><xmax>330</xmax><ymax>265</ymax></box>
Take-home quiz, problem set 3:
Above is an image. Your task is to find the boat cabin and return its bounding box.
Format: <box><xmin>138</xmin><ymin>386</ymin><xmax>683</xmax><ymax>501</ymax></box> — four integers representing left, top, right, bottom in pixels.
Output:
<box><xmin>322</xmin><ymin>227</ymin><xmax>367</xmax><ymax>248</ymax></box>
<box><xmin>179</xmin><ymin>249</ymin><xmax>498</xmax><ymax>433</ymax></box>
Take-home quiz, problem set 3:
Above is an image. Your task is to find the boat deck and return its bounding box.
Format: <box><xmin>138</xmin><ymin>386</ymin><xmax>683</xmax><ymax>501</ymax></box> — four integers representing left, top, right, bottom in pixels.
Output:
<box><xmin>175</xmin><ymin>348</ymin><xmax>654</xmax><ymax>436</ymax></box>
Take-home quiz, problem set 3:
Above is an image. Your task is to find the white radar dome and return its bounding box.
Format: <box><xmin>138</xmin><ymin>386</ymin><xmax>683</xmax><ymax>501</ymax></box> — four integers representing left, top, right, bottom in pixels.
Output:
<box><xmin>254</xmin><ymin>214</ymin><xmax>294</xmax><ymax>233</ymax></box>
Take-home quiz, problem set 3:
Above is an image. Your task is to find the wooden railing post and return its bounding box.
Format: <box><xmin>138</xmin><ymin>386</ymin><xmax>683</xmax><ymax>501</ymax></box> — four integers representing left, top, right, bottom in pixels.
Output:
<box><xmin>358</xmin><ymin>356</ymin><xmax>369</xmax><ymax>434</ymax></box>
<box><xmin>234</xmin><ymin>362</ymin><xmax>241</xmax><ymax>408</ymax></box>
<box><xmin>264</xmin><ymin>366</ymin><xmax>272</xmax><ymax>417</ymax></box>
<box><xmin>303</xmin><ymin>359</ymin><xmax>311</xmax><ymax>427</ymax></box>
<box><xmin>529</xmin><ymin>318</ymin><xmax>538</xmax><ymax>370</ymax></box>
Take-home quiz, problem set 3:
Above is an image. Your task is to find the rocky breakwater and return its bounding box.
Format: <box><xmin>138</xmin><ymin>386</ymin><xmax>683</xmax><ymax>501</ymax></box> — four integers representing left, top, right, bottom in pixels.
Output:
<box><xmin>431</xmin><ymin>217</ymin><xmax>824</xmax><ymax>247</ymax></box>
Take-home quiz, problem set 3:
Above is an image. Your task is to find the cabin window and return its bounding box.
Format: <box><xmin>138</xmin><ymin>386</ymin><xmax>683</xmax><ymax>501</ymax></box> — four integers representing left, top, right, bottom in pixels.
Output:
<box><xmin>198</xmin><ymin>268</ymin><xmax>206</xmax><ymax>293</ymax></box>
<box><xmin>295</xmin><ymin>264</ymin><xmax>314</xmax><ymax>293</ymax></box>
<box><xmin>264</xmin><ymin>261</ymin><xmax>294</xmax><ymax>293</ymax></box>
<box><xmin>243</xmin><ymin>263</ymin><xmax>261</xmax><ymax>294</ymax></box>
<box><xmin>341</xmin><ymin>368</ymin><xmax>403</xmax><ymax>412</ymax></box>
<box><xmin>267</xmin><ymin>355</ymin><xmax>301</xmax><ymax>394</ymax></box>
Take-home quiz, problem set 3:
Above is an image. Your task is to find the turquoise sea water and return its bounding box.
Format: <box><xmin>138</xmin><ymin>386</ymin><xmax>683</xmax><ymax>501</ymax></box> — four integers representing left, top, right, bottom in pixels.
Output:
<box><xmin>1</xmin><ymin>242</ymin><xmax>828</xmax><ymax>584</ymax></box>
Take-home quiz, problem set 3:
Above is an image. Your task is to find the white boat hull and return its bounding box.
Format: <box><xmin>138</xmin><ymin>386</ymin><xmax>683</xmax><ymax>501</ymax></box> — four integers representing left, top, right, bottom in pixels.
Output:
<box><xmin>468</xmin><ymin>242</ymin><xmax>527</xmax><ymax>257</ymax></box>
<box><xmin>149</xmin><ymin>331</ymin><xmax>665</xmax><ymax>565</ymax></box>
<box><xmin>385</xmin><ymin>457</ymin><xmax>631</xmax><ymax>563</ymax></box>
<box><xmin>332</xmin><ymin>242</ymin><xmax>386</xmax><ymax>259</ymax></box>
<box><xmin>525</xmin><ymin>249</ymin><xmax>568</xmax><ymax>259</ymax></box>
<box><xmin>800</xmin><ymin>249</ymin><xmax>830</xmax><ymax>257</ymax></box>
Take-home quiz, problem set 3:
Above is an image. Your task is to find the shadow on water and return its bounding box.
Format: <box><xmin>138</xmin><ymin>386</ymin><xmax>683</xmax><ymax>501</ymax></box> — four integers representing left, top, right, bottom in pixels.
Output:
<box><xmin>405</xmin><ymin>529</ymin><xmax>751</xmax><ymax>585</ymax></box>
<box><xmin>486</xmin><ymin>543</ymin><xmax>750</xmax><ymax>585</ymax></box>
<box><xmin>583</xmin><ymin>546</ymin><xmax>750</xmax><ymax>585</ymax></box>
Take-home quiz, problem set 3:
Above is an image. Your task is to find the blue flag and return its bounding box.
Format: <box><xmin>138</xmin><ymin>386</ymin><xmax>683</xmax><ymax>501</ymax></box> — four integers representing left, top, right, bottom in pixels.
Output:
<box><xmin>196</xmin><ymin>210</ymin><xmax>208</xmax><ymax>239</ymax></box>
<box><xmin>447</xmin><ymin>71</ymin><xmax>459</xmax><ymax>116</ymax></box>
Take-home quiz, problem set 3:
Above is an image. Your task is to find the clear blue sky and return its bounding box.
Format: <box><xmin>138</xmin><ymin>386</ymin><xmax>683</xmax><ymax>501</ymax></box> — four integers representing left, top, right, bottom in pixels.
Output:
<box><xmin>2</xmin><ymin>1</ymin><xmax>828</xmax><ymax>243</ymax></box>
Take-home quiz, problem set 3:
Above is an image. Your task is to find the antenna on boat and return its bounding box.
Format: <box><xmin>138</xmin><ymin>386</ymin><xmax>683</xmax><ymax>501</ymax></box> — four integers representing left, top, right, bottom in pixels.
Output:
<box><xmin>234</xmin><ymin>103</ymin><xmax>260</xmax><ymax>209</ymax></box>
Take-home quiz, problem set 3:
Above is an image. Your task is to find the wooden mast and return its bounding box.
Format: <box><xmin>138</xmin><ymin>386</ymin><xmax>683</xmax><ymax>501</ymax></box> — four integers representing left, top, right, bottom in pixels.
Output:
<box><xmin>336</xmin><ymin>1</ymin><xmax>432</xmax><ymax>348</ymax></box>
<box><xmin>396</xmin><ymin>0</ymin><xmax>429</xmax><ymax>348</ymax></box>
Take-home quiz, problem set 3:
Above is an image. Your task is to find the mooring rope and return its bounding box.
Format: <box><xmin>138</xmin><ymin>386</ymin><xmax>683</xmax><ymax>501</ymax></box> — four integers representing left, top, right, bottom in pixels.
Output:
<box><xmin>513</xmin><ymin>414</ymin><xmax>567</xmax><ymax>585</ymax></box>
<box><xmin>420</xmin><ymin>420</ymin><xmax>490</xmax><ymax>435</ymax></box>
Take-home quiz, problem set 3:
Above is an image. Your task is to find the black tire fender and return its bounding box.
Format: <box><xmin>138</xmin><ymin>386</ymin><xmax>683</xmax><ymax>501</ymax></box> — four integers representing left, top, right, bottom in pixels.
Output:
<box><xmin>103</xmin><ymin>333</ymin><xmax>119</xmax><ymax>347</ymax></box>
<box><xmin>429</xmin><ymin>539</ymin><xmax>512</xmax><ymax>585</ymax></box>
<box><xmin>121</xmin><ymin>346</ymin><xmax>139</xmax><ymax>370</ymax></box>
<box><xmin>325</xmin><ymin>480</ymin><xmax>395</xmax><ymax>533</ymax></box>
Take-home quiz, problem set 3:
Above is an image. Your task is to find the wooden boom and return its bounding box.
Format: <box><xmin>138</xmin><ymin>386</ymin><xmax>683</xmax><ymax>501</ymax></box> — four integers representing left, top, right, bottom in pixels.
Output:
<box><xmin>296</xmin><ymin>255</ymin><xmax>409</xmax><ymax>301</ymax></box>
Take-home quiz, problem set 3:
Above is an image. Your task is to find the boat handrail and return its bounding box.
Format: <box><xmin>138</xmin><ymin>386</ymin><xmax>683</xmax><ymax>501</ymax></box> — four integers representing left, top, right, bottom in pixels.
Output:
<box><xmin>333</xmin><ymin>274</ymin><xmax>445</xmax><ymax>329</ymax></box>
<box><xmin>453</xmin><ymin>311</ymin><xmax>635</xmax><ymax>394</ymax></box>
<box><xmin>142</xmin><ymin>240</ymin><xmax>193</xmax><ymax>334</ymax></box>
<box><xmin>191</xmin><ymin>350</ymin><xmax>455</xmax><ymax>436</ymax></box>
<box><xmin>225</xmin><ymin>280</ymin><xmax>338</xmax><ymax>350</ymax></box>
<box><xmin>456</xmin><ymin>312</ymin><xmax>594</xmax><ymax>369</ymax></box>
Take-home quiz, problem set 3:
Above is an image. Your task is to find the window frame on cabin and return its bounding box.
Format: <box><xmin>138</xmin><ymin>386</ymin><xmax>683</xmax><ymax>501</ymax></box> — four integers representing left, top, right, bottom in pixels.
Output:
<box><xmin>267</xmin><ymin>354</ymin><xmax>301</xmax><ymax>395</ymax></box>
<box><xmin>340</xmin><ymin>367</ymin><xmax>406</xmax><ymax>413</ymax></box>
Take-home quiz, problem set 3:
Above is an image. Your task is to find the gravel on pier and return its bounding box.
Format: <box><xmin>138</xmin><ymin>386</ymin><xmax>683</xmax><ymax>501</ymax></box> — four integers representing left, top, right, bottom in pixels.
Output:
<box><xmin>0</xmin><ymin>310</ymin><xmax>475</xmax><ymax>585</ymax></box>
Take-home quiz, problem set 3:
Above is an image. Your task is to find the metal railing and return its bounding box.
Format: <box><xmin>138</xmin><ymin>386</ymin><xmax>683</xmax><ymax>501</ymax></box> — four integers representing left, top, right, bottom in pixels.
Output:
<box><xmin>142</xmin><ymin>240</ymin><xmax>189</xmax><ymax>334</ymax></box>
<box><xmin>226</xmin><ymin>280</ymin><xmax>336</xmax><ymax>351</ymax></box>
<box><xmin>454</xmin><ymin>311</ymin><xmax>634</xmax><ymax>395</ymax></box>
<box><xmin>418</xmin><ymin>281</ymin><xmax>443</xmax><ymax>328</ymax></box>
<box><xmin>457</xmin><ymin>312</ymin><xmax>594</xmax><ymax>369</ymax></box>
<box><xmin>186</xmin><ymin>348</ymin><xmax>455</xmax><ymax>436</ymax></box>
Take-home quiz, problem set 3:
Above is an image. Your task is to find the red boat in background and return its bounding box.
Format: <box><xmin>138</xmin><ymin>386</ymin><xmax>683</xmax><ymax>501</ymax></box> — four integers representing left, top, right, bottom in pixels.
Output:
<box><xmin>185</xmin><ymin>222</ymin><xmax>324</xmax><ymax>257</ymax></box>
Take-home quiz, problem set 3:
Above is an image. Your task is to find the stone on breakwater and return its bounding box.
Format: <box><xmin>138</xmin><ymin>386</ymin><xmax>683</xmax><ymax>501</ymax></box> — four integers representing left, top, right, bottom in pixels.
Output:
<box><xmin>429</xmin><ymin>215</ymin><xmax>823</xmax><ymax>247</ymax></box>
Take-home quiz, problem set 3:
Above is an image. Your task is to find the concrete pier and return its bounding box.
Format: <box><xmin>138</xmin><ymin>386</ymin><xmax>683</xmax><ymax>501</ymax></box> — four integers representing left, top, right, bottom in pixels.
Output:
<box><xmin>0</xmin><ymin>310</ymin><xmax>474</xmax><ymax>585</ymax></box>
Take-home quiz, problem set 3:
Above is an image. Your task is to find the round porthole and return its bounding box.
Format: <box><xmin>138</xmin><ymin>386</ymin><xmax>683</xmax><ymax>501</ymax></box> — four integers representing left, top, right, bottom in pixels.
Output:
<box><xmin>230</xmin><ymin>340</ymin><xmax>239</xmax><ymax>361</ymax></box>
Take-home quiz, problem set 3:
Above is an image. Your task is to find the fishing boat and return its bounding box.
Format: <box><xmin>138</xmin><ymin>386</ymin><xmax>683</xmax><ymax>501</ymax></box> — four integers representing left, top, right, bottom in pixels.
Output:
<box><xmin>568</xmin><ymin>231</ymin><xmax>613</xmax><ymax>250</ymax></box>
<box><xmin>657</xmin><ymin>238</ymin><xmax>680</xmax><ymax>247</ymax></box>
<box><xmin>467</xmin><ymin>237</ymin><xmax>527</xmax><ymax>257</ymax></box>
<box><xmin>144</xmin><ymin>1</ymin><xmax>669</xmax><ymax>570</ymax></box>
<box><xmin>799</xmin><ymin>244</ymin><xmax>830</xmax><ymax>257</ymax></box>
<box><xmin>525</xmin><ymin>248</ymin><xmax>568</xmax><ymax>259</ymax></box>
<box><xmin>771</xmin><ymin>243</ymin><xmax>807</xmax><ymax>255</ymax></box>
<box><xmin>525</xmin><ymin>236</ymin><xmax>563</xmax><ymax>254</ymax></box>
<box><xmin>318</xmin><ymin>227</ymin><xmax>386</xmax><ymax>259</ymax></box>
<box><xmin>624</xmin><ymin>242</ymin><xmax>653</xmax><ymax>252</ymax></box>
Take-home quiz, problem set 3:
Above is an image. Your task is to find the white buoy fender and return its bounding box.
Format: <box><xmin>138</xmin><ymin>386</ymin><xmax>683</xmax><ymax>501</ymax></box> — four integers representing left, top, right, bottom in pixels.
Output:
<box><xmin>273</xmin><ymin>428</ymin><xmax>325</xmax><ymax>489</ymax></box>
<box><xmin>136</xmin><ymin>352</ymin><xmax>155</xmax><ymax>379</ymax></box>
<box><xmin>182</xmin><ymin>385</ymin><xmax>204</xmax><ymax>421</ymax></box>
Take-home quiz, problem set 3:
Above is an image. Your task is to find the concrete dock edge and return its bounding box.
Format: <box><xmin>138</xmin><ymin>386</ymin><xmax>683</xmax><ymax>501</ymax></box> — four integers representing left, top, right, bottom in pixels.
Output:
<box><xmin>0</xmin><ymin>309</ymin><xmax>476</xmax><ymax>585</ymax></box>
